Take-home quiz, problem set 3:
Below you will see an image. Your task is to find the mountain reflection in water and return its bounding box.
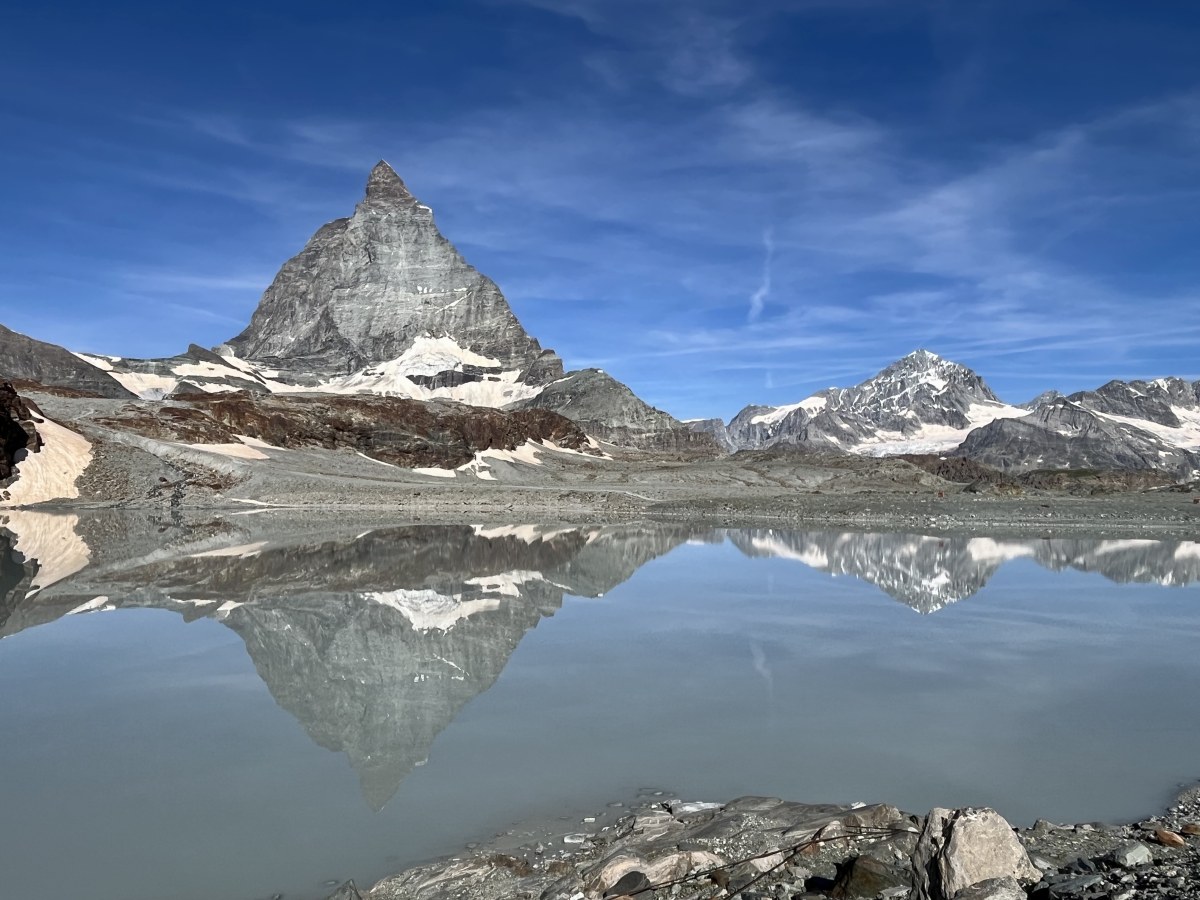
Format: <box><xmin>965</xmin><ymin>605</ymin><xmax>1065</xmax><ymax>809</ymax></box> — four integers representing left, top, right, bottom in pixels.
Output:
<box><xmin>2</xmin><ymin>516</ymin><xmax>1199</xmax><ymax>812</ymax></box>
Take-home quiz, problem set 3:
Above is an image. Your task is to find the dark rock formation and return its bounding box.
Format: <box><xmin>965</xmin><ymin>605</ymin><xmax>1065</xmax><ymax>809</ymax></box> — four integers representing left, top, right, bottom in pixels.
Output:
<box><xmin>894</xmin><ymin>454</ymin><xmax>1019</xmax><ymax>489</ymax></box>
<box><xmin>0</xmin><ymin>324</ymin><xmax>133</xmax><ymax>399</ymax></box>
<box><xmin>0</xmin><ymin>382</ymin><xmax>42</xmax><ymax>486</ymax></box>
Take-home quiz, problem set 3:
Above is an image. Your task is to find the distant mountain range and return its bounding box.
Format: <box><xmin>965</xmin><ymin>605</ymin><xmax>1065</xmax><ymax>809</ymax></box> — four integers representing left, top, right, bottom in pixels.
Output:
<box><xmin>2</xmin><ymin>161</ymin><xmax>1198</xmax><ymax>480</ymax></box>
<box><xmin>691</xmin><ymin>350</ymin><xmax>1200</xmax><ymax>479</ymax></box>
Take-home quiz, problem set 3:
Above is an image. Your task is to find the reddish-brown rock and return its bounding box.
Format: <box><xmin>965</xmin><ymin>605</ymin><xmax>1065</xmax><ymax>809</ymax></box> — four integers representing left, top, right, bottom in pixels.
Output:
<box><xmin>99</xmin><ymin>392</ymin><xmax>594</xmax><ymax>470</ymax></box>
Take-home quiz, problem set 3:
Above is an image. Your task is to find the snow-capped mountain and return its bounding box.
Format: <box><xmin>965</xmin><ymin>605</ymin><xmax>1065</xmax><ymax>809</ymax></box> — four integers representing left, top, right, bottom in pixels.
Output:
<box><xmin>723</xmin><ymin>349</ymin><xmax>1027</xmax><ymax>455</ymax></box>
<box><xmin>711</xmin><ymin>351</ymin><xmax>1200</xmax><ymax>478</ymax></box>
<box><xmin>3</xmin><ymin>162</ymin><xmax>704</xmax><ymax>449</ymax></box>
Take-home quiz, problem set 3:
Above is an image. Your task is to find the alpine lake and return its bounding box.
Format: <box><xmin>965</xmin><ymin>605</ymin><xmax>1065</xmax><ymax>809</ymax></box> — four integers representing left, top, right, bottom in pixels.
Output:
<box><xmin>1</xmin><ymin>513</ymin><xmax>1198</xmax><ymax>900</ymax></box>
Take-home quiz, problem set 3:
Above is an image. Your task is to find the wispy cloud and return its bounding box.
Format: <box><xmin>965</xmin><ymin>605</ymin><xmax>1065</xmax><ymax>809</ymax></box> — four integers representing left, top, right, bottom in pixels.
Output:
<box><xmin>748</xmin><ymin>228</ymin><xmax>774</xmax><ymax>322</ymax></box>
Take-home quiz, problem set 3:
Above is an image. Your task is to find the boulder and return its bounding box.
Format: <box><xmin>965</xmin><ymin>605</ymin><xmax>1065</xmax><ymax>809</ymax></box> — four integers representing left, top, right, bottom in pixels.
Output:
<box><xmin>913</xmin><ymin>808</ymin><xmax>1040</xmax><ymax>900</ymax></box>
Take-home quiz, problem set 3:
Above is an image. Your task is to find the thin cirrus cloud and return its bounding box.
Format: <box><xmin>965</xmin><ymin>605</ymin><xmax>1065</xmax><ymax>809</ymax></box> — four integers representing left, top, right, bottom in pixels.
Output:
<box><xmin>3</xmin><ymin>1</ymin><xmax>1198</xmax><ymax>418</ymax></box>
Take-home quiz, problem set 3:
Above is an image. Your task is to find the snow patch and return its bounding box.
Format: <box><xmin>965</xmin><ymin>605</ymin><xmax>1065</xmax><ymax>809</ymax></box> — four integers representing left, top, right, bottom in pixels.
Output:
<box><xmin>748</xmin><ymin>535</ymin><xmax>829</xmax><ymax>568</ymax></box>
<box><xmin>185</xmin><ymin>440</ymin><xmax>270</xmax><ymax>460</ymax></box>
<box><xmin>2</xmin><ymin>416</ymin><xmax>92</xmax><ymax>506</ymax></box>
<box><xmin>856</xmin><ymin>403</ymin><xmax>1028</xmax><ymax>456</ymax></box>
<box><xmin>108</xmin><ymin>371</ymin><xmax>180</xmax><ymax>400</ymax></box>
<box><xmin>68</xmin><ymin>595</ymin><xmax>114</xmax><ymax>615</ymax></box>
<box><xmin>191</xmin><ymin>541</ymin><xmax>269</xmax><ymax>558</ymax></box>
<box><xmin>364</xmin><ymin>588</ymin><xmax>501</xmax><ymax>632</ymax></box>
<box><xmin>966</xmin><ymin>538</ymin><xmax>1036</xmax><ymax>564</ymax></box>
<box><xmin>71</xmin><ymin>352</ymin><xmax>116</xmax><ymax>372</ymax></box>
<box><xmin>0</xmin><ymin>510</ymin><xmax>91</xmax><ymax>596</ymax></box>
<box><xmin>464</xmin><ymin>570</ymin><xmax>544</xmax><ymax>597</ymax></box>
<box><xmin>413</xmin><ymin>466</ymin><xmax>456</xmax><ymax>478</ymax></box>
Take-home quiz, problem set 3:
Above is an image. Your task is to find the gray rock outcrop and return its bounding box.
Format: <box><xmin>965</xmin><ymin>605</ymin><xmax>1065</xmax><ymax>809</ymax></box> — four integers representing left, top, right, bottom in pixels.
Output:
<box><xmin>954</xmin><ymin>399</ymin><xmax>1200</xmax><ymax>479</ymax></box>
<box><xmin>512</xmin><ymin>368</ymin><xmax>717</xmax><ymax>451</ymax></box>
<box><xmin>913</xmin><ymin>807</ymin><xmax>1040</xmax><ymax>900</ymax></box>
<box><xmin>0</xmin><ymin>324</ymin><xmax>133</xmax><ymax>399</ymax></box>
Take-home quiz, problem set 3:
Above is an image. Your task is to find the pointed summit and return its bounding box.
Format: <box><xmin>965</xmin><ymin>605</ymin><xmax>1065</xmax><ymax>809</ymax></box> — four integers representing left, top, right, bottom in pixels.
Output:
<box><xmin>902</xmin><ymin>348</ymin><xmax>941</xmax><ymax>365</ymax></box>
<box><xmin>365</xmin><ymin>160</ymin><xmax>416</xmax><ymax>203</ymax></box>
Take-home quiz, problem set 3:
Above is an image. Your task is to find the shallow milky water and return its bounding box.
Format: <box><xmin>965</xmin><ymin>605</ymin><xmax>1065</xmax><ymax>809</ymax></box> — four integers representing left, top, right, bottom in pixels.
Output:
<box><xmin>1</xmin><ymin>521</ymin><xmax>1198</xmax><ymax>900</ymax></box>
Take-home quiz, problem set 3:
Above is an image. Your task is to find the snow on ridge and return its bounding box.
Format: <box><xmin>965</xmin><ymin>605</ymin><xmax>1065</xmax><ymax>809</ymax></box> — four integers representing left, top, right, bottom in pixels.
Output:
<box><xmin>855</xmin><ymin>402</ymin><xmax>1028</xmax><ymax>456</ymax></box>
<box><xmin>750</xmin><ymin>394</ymin><xmax>828</xmax><ymax>426</ymax></box>
<box><xmin>748</xmin><ymin>534</ymin><xmax>829</xmax><ymax>568</ymax></box>
<box><xmin>71</xmin><ymin>351</ymin><xmax>117</xmax><ymax>372</ymax></box>
<box><xmin>1091</xmin><ymin>407</ymin><xmax>1200</xmax><ymax>450</ymax></box>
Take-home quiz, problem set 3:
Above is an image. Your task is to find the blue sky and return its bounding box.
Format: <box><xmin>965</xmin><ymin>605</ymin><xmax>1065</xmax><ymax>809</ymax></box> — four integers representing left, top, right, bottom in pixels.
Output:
<box><xmin>3</xmin><ymin>0</ymin><xmax>1199</xmax><ymax>420</ymax></box>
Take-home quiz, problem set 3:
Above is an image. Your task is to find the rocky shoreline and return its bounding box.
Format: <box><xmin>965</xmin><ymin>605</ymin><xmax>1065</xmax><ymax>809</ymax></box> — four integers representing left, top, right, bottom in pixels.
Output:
<box><xmin>325</xmin><ymin>787</ymin><xmax>1200</xmax><ymax>900</ymax></box>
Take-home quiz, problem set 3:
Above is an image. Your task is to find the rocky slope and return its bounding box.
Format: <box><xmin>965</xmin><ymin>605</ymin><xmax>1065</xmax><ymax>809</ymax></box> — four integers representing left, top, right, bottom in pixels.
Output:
<box><xmin>355</xmin><ymin>790</ymin><xmax>1200</xmax><ymax>900</ymax></box>
<box><xmin>95</xmin><ymin>390</ymin><xmax>594</xmax><ymax>470</ymax></box>
<box><xmin>0</xmin><ymin>324</ymin><xmax>133</xmax><ymax>399</ymax></box>
<box><xmin>510</xmin><ymin>368</ymin><xmax>711</xmax><ymax>451</ymax></box>
<box><xmin>954</xmin><ymin>398</ymin><xmax>1200</xmax><ymax>479</ymax></box>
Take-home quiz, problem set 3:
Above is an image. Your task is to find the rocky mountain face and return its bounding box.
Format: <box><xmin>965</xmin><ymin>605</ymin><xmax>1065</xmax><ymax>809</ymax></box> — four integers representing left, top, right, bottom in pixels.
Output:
<box><xmin>510</xmin><ymin>368</ymin><xmax>711</xmax><ymax>451</ymax></box>
<box><xmin>223</xmin><ymin>162</ymin><xmax>563</xmax><ymax>386</ymax></box>
<box><xmin>954</xmin><ymin>397</ymin><xmax>1200</xmax><ymax>478</ymax></box>
<box><xmin>0</xmin><ymin>324</ymin><xmax>134</xmax><ymax>399</ymax></box>
<box><xmin>721</xmin><ymin>350</ymin><xmax>1025</xmax><ymax>456</ymax></box>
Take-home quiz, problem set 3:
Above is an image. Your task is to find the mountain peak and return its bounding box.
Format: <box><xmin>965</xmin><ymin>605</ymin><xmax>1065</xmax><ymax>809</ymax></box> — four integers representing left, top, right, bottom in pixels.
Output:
<box><xmin>365</xmin><ymin>160</ymin><xmax>416</xmax><ymax>203</ymax></box>
<box><xmin>902</xmin><ymin>348</ymin><xmax>942</xmax><ymax>365</ymax></box>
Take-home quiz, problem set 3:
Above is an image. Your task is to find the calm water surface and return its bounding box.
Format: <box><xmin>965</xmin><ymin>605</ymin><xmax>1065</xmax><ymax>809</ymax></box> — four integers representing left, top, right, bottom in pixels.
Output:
<box><xmin>0</xmin><ymin>520</ymin><xmax>1198</xmax><ymax>900</ymax></box>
